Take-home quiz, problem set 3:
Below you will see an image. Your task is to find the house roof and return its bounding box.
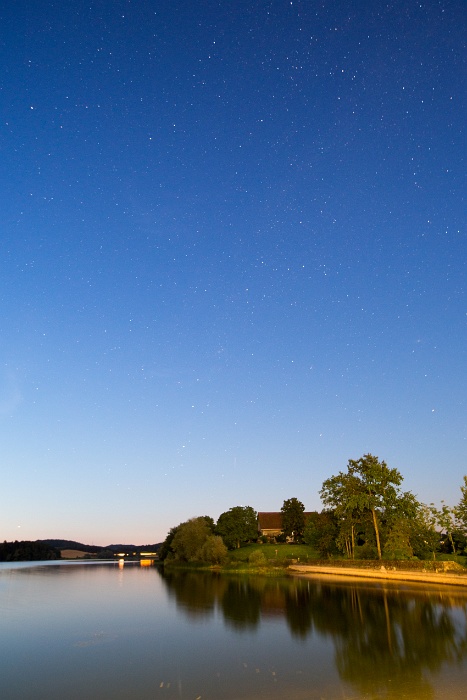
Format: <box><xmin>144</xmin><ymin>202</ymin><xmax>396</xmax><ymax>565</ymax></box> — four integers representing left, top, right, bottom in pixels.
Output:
<box><xmin>258</xmin><ymin>512</ymin><xmax>283</xmax><ymax>530</ymax></box>
<box><xmin>257</xmin><ymin>511</ymin><xmax>316</xmax><ymax>531</ymax></box>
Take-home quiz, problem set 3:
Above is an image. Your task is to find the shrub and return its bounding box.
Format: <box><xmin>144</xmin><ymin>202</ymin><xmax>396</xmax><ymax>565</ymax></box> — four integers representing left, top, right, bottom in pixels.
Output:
<box><xmin>249</xmin><ymin>550</ymin><xmax>267</xmax><ymax>567</ymax></box>
<box><xmin>199</xmin><ymin>535</ymin><xmax>228</xmax><ymax>565</ymax></box>
<box><xmin>354</xmin><ymin>543</ymin><xmax>378</xmax><ymax>560</ymax></box>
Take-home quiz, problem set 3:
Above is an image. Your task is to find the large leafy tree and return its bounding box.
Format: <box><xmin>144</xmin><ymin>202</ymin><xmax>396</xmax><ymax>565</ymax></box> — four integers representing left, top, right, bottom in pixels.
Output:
<box><xmin>383</xmin><ymin>519</ymin><xmax>414</xmax><ymax>559</ymax></box>
<box><xmin>303</xmin><ymin>511</ymin><xmax>339</xmax><ymax>558</ymax></box>
<box><xmin>321</xmin><ymin>454</ymin><xmax>413</xmax><ymax>559</ymax></box>
<box><xmin>455</xmin><ymin>476</ymin><xmax>467</xmax><ymax>537</ymax></box>
<box><xmin>158</xmin><ymin>523</ymin><xmax>182</xmax><ymax>561</ymax></box>
<box><xmin>407</xmin><ymin>502</ymin><xmax>440</xmax><ymax>560</ymax></box>
<box><xmin>170</xmin><ymin>516</ymin><xmax>214</xmax><ymax>562</ymax></box>
<box><xmin>215</xmin><ymin>506</ymin><xmax>258</xmax><ymax>549</ymax></box>
<box><xmin>320</xmin><ymin>471</ymin><xmax>363</xmax><ymax>558</ymax></box>
<box><xmin>430</xmin><ymin>501</ymin><xmax>460</xmax><ymax>554</ymax></box>
<box><xmin>281</xmin><ymin>498</ymin><xmax>306</xmax><ymax>541</ymax></box>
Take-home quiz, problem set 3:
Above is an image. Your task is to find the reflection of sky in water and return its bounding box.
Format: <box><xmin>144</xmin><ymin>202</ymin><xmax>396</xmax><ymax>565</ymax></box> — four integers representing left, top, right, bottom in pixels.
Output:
<box><xmin>1</xmin><ymin>562</ymin><xmax>467</xmax><ymax>699</ymax></box>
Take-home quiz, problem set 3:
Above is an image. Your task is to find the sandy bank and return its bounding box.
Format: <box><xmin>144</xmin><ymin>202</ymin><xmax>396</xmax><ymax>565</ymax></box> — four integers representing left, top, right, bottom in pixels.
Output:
<box><xmin>289</xmin><ymin>564</ymin><xmax>467</xmax><ymax>588</ymax></box>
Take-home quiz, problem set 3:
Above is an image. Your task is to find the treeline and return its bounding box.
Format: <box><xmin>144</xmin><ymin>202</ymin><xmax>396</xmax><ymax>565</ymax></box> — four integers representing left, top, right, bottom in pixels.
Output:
<box><xmin>311</xmin><ymin>454</ymin><xmax>467</xmax><ymax>560</ymax></box>
<box><xmin>0</xmin><ymin>540</ymin><xmax>61</xmax><ymax>562</ymax></box>
<box><xmin>41</xmin><ymin>540</ymin><xmax>161</xmax><ymax>557</ymax></box>
<box><xmin>159</xmin><ymin>454</ymin><xmax>467</xmax><ymax>564</ymax></box>
<box><xmin>159</xmin><ymin>507</ymin><xmax>258</xmax><ymax>564</ymax></box>
<box><xmin>0</xmin><ymin>540</ymin><xmax>162</xmax><ymax>562</ymax></box>
<box><xmin>41</xmin><ymin>538</ymin><xmax>102</xmax><ymax>553</ymax></box>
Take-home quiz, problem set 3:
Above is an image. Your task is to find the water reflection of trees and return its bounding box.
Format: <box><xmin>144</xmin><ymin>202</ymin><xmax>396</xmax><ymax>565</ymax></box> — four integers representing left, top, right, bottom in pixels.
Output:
<box><xmin>221</xmin><ymin>579</ymin><xmax>261</xmax><ymax>630</ymax></box>
<box><xmin>329</xmin><ymin>586</ymin><xmax>467</xmax><ymax>699</ymax></box>
<box><xmin>161</xmin><ymin>570</ymin><xmax>226</xmax><ymax>619</ymax></box>
<box><xmin>284</xmin><ymin>580</ymin><xmax>467</xmax><ymax>698</ymax></box>
<box><xmin>159</xmin><ymin>569</ymin><xmax>467</xmax><ymax>695</ymax></box>
<box><xmin>160</xmin><ymin>571</ymin><xmax>262</xmax><ymax>629</ymax></box>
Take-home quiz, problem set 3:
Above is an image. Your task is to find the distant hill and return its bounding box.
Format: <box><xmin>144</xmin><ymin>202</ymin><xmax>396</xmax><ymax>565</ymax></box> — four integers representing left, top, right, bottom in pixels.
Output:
<box><xmin>105</xmin><ymin>543</ymin><xmax>161</xmax><ymax>553</ymax></box>
<box><xmin>0</xmin><ymin>540</ymin><xmax>161</xmax><ymax>562</ymax></box>
<box><xmin>40</xmin><ymin>539</ymin><xmax>103</xmax><ymax>553</ymax></box>
<box><xmin>39</xmin><ymin>539</ymin><xmax>161</xmax><ymax>554</ymax></box>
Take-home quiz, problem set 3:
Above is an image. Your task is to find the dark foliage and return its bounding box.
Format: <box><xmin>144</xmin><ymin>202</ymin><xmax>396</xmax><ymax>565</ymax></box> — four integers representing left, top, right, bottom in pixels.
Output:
<box><xmin>39</xmin><ymin>539</ymin><xmax>161</xmax><ymax>556</ymax></box>
<box><xmin>0</xmin><ymin>540</ymin><xmax>61</xmax><ymax>561</ymax></box>
<box><xmin>281</xmin><ymin>498</ymin><xmax>306</xmax><ymax>541</ymax></box>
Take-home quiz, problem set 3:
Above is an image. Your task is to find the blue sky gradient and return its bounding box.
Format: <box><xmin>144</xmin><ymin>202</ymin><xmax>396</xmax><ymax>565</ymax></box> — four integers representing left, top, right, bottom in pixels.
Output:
<box><xmin>1</xmin><ymin>0</ymin><xmax>465</xmax><ymax>544</ymax></box>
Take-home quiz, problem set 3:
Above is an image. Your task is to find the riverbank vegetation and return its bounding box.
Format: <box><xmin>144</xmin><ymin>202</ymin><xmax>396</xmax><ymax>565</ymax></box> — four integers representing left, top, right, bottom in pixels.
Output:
<box><xmin>162</xmin><ymin>541</ymin><xmax>467</xmax><ymax>574</ymax></box>
<box><xmin>160</xmin><ymin>454</ymin><xmax>467</xmax><ymax>572</ymax></box>
<box><xmin>160</xmin><ymin>543</ymin><xmax>321</xmax><ymax>574</ymax></box>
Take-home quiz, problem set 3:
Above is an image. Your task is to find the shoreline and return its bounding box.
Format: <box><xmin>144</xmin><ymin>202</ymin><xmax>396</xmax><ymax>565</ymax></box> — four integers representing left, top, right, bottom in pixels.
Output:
<box><xmin>289</xmin><ymin>564</ymin><xmax>467</xmax><ymax>588</ymax></box>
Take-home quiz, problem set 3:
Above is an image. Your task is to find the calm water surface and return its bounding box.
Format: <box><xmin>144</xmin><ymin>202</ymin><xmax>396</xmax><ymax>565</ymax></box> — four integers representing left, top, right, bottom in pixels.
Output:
<box><xmin>1</xmin><ymin>561</ymin><xmax>467</xmax><ymax>699</ymax></box>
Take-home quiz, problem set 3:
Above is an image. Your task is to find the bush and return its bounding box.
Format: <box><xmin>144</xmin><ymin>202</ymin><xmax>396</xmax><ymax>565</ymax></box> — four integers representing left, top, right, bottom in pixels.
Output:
<box><xmin>354</xmin><ymin>543</ymin><xmax>378</xmax><ymax>560</ymax></box>
<box><xmin>199</xmin><ymin>536</ymin><xmax>228</xmax><ymax>565</ymax></box>
<box><xmin>249</xmin><ymin>550</ymin><xmax>267</xmax><ymax>567</ymax></box>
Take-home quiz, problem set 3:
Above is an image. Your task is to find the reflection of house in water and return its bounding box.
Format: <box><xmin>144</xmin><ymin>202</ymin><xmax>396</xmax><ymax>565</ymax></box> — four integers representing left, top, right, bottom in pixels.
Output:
<box><xmin>260</xmin><ymin>584</ymin><xmax>289</xmax><ymax>619</ymax></box>
<box><xmin>257</xmin><ymin>512</ymin><xmax>315</xmax><ymax>539</ymax></box>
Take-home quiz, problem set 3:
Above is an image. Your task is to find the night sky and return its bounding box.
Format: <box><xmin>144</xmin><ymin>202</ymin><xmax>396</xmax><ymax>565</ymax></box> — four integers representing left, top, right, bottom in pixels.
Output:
<box><xmin>1</xmin><ymin>0</ymin><xmax>465</xmax><ymax>545</ymax></box>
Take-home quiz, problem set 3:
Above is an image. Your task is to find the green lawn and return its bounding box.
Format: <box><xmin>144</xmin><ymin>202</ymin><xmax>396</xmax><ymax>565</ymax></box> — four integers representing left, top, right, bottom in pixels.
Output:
<box><xmin>227</xmin><ymin>543</ymin><xmax>320</xmax><ymax>564</ymax></box>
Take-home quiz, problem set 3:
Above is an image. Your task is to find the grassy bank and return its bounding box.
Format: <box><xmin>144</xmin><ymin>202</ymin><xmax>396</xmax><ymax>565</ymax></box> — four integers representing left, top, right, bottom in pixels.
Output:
<box><xmin>227</xmin><ymin>543</ymin><xmax>319</xmax><ymax>564</ymax></box>
<box><xmin>161</xmin><ymin>543</ymin><xmax>467</xmax><ymax>575</ymax></box>
<box><xmin>161</xmin><ymin>543</ymin><xmax>319</xmax><ymax>574</ymax></box>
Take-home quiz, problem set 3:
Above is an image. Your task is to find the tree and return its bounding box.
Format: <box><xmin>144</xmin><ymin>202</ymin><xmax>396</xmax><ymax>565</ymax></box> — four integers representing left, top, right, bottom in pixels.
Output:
<box><xmin>170</xmin><ymin>517</ymin><xmax>213</xmax><ymax>562</ymax></box>
<box><xmin>320</xmin><ymin>471</ymin><xmax>363</xmax><ymax>558</ymax></box>
<box><xmin>158</xmin><ymin>523</ymin><xmax>182</xmax><ymax>561</ymax></box>
<box><xmin>349</xmin><ymin>454</ymin><xmax>406</xmax><ymax>559</ymax></box>
<box><xmin>455</xmin><ymin>476</ymin><xmax>467</xmax><ymax>537</ymax></box>
<box><xmin>430</xmin><ymin>502</ymin><xmax>459</xmax><ymax>554</ymax></box>
<box><xmin>321</xmin><ymin>454</ymin><xmax>414</xmax><ymax>560</ymax></box>
<box><xmin>0</xmin><ymin>540</ymin><xmax>61</xmax><ymax>562</ymax></box>
<box><xmin>199</xmin><ymin>535</ymin><xmax>228</xmax><ymax>565</ymax></box>
<box><xmin>303</xmin><ymin>511</ymin><xmax>339</xmax><ymax>558</ymax></box>
<box><xmin>215</xmin><ymin>506</ymin><xmax>258</xmax><ymax>549</ymax></box>
<box><xmin>281</xmin><ymin>498</ymin><xmax>306</xmax><ymax>541</ymax></box>
<box><xmin>407</xmin><ymin>503</ymin><xmax>440</xmax><ymax>560</ymax></box>
<box><xmin>383</xmin><ymin>519</ymin><xmax>413</xmax><ymax>559</ymax></box>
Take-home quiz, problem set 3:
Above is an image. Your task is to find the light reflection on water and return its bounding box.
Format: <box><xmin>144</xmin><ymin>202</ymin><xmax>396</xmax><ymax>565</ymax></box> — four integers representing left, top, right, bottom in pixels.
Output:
<box><xmin>1</xmin><ymin>561</ymin><xmax>467</xmax><ymax>699</ymax></box>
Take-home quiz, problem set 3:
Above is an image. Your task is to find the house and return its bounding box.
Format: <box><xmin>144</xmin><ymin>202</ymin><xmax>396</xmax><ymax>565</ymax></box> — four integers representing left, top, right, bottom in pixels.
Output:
<box><xmin>257</xmin><ymin>512</ymin><xmax>317</xmax><ymax>539</ymax></box>
<box><xmin>257</xmin><ymin>512</ymin><xmax>284</xmax><ymax>538</ymax></box>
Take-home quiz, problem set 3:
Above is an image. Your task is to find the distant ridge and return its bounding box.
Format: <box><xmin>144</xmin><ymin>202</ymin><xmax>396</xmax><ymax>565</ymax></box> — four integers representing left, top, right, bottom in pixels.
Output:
<box><xmin>39</xmin><ymin>539</ymin><xmax>161</xmax><ymax>553</ymax></box>
<box><xmin>39</xmin><ymin>539</ymin><xmax>102</xmax><ymax>553</ymax></box>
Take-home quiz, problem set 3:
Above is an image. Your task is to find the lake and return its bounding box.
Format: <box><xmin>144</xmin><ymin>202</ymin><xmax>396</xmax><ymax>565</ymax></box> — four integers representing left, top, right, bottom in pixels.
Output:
<box><xmin>1</xmin><ymin>560</ymin><xmax>467</xmax><ymax>699</ymax></box>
